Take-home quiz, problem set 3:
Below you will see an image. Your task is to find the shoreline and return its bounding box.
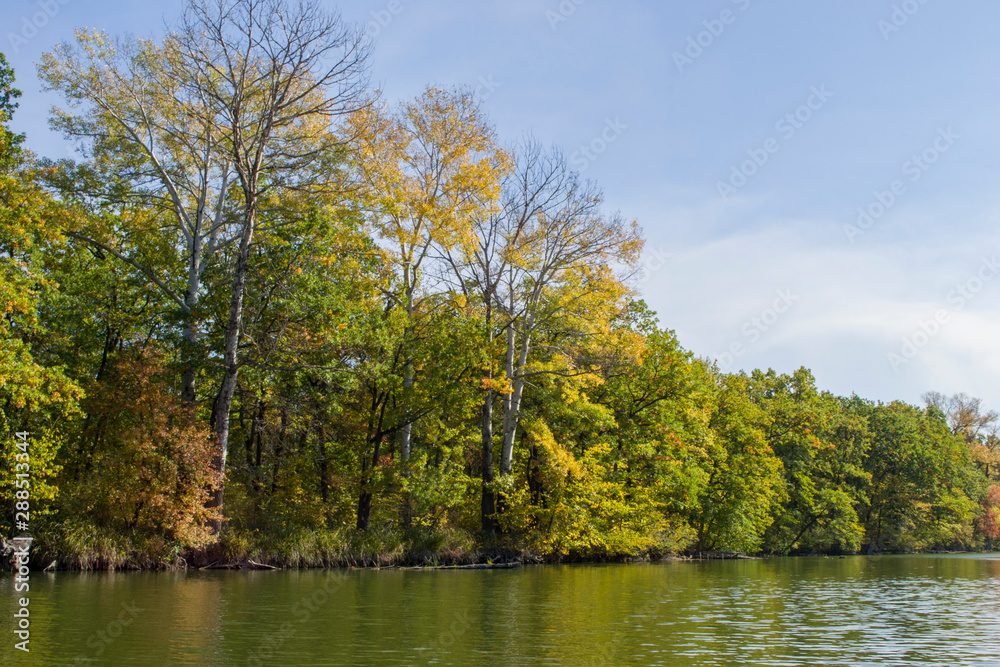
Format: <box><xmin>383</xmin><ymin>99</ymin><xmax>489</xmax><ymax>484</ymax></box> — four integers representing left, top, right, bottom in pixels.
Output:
<box><xmin>7</xmin><ymin>548</ymin><xmax>995</xmax><ymax>573</ymax></box>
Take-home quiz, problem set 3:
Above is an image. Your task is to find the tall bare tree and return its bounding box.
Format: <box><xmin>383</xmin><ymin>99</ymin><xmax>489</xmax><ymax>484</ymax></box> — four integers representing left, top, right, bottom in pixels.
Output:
<box><xmin>442</xmin><ymin>138</ymin><xmax>577</xmax><ymax>531</ymax></box>
<box><xmin>175</xmin><ymin>0</ymin><xmax>371</xmax><ymax>526</ymax></box>
<box><xmin>923</xmin><ymin>392</ymin><xmax>998</xmax><ymax>441</ymax></box>
<box><xmin>445</xmin><ymin>139</ymin><xmax>643</xmax><ymax>530</ymax></box>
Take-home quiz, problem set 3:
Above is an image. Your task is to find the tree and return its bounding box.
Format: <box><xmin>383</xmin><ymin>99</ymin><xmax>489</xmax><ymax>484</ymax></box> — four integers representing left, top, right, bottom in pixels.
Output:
<box><xmin>0</xmin><ymin>54</ymin><xmax>82</xmax><ymax>533</ymax></box>
<box><xmin>748</xmin><ymin>370</ymin><xmax>869</xmax><ymax>554</ymax></box>
<box><xmin>923</xmin><ymin>392</ymin><xmax>999</xmax><ymax>441</ymax></box>
<box><xmin>506</xmin><ymin>306</ymin><xmax>713</xmax><ymax>556</ymax></box>
<box><xmin>441</xmin><ymin>137</ymin><xmax>571</xmax><ymax>531</ymax></box>
<box><xmin>588</xmin><ymin>302</ymin><xmax>714</xmax><ymax>549</ymax></box>
<box><xmin>215</xmin><ymin>205</ymin><xmax>389</xmax><ymax>532</ymax></box>
<box><xmin>857</xmin><ymin>400</ymin><xmax>977</xmax><ymax>552</ymax></box>
<box><xmin>346</xmin><ymin>86</ymin><xmax>508</xmax><ymax>530</ymax></box>
<box><xmin>443</xmin><ymin>137</ymin><xmax>642</xmax><ymax>530</ymax></box>
<box><xmin>975</xmin><ymin>485</ymin><xmax>1000</xmax><ymax>550</ymax></box>
<box><xmin>39</xmin><ymin>29</ymin><xmax>236</xmax><ymax>404</ymax></box>
<box><xmin>0</xmin><ymin>54</ymin><xmax>81</xmax><ymax>422</ymax></box>
<box><xmin>690</xmin><ymin>372</ymin><xmax>782</xmax><ymax>553</ymax></box>
<box><xmin>488</xmin><ymin>146</ymin><xmax>641</xmax><ymax>528</ymax></box>
<box><xmin>345</xmin><ymin>302</ymin><xmax>481</xmax><ymax>531</ymax></box>
<box><xmin>923</xmin><ymin>392</ymin><xmax>1000</xmax><ymax>478</ymax></box>
<box><xmin>41</xmin><ymin>0</ymin><xmax>373</xmax><ymax>529</ymax></box>
<box><xmin>174</xmin><ymin>0</ymin><xmax>370</xmax><ymax>502</ymax></box>
<box><xmin>346</xmin><ymin>85</ymin><xmax>509</xmax><ymax>468</ymax></box>
<box><xmin>62</xmin><ymin>349</ymin><xmax>221</xmax><ymax>552</ymax></box>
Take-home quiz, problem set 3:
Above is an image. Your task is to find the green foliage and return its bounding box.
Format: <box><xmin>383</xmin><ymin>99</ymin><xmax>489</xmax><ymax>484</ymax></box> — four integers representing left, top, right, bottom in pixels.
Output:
<box><xmin>0</xmin><ymin>429</ymin><xmax>63</xmax><ymax>533</ymax></box>
<box><xmin>0</xmin><ymin>56</ymin><xmax>82</xmax><ymax>536</ymax></box>
<box><xmin>0</xmin><ymin>58</ymin><xmax>81</xmax><ymax>424</ymax></box>
<box><xmin>690</xmin><ymin>372</ymin><xmax>783</xmax><ymax>553</ymax></box>
<box><xmin>855</xmin><ymin>400</ymin><xmax>979</xmax><ymax>552</ymax></box>
<box><xmin>749</xmin><ymin>370</ymin><xmax>870</xmax><ymax>554</ymax></box>
<box><xmin>4</xmin><ymin>33</ymin><xmax>996</xmax><ymax>568</ymax></box>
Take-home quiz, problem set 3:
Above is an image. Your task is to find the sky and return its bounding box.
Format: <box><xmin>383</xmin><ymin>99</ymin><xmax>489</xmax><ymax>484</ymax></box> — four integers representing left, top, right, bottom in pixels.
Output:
<box><xmin>3</xmin><ymin>0</ymin><xmax>1000</xmax><ymax>410</ymax></box>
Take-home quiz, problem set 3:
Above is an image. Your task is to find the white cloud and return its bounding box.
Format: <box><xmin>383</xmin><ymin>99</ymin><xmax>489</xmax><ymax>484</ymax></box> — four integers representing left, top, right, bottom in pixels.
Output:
<box><xmin>640</xmin><ymin>209</ymin><xmax>1000</xmax><ymax>408</ymax></box>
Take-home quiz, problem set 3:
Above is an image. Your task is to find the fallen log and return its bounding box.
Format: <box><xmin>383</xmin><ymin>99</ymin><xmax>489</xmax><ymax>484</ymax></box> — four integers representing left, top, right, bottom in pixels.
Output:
<box><xmin>199</xmin><ymin>561</ymin><xmax>240</xmax><ymax>570</ymax></box>
<box><xmin>199</xmin><ymin>559</ymin><xmax>279</xmax><ymax>571</ymax></box>
<box><xmin>246</xmin><ymin>559</ymin><xmax>278</xmax><ymax>570</ymax></box>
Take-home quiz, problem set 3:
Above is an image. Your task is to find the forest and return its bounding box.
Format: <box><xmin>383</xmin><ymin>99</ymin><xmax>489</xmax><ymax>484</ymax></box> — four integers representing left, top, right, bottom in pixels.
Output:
<box><xmin>1</xmin><ymin>0</ymin><xmax>998</xmax><ymax>569</ymax></box>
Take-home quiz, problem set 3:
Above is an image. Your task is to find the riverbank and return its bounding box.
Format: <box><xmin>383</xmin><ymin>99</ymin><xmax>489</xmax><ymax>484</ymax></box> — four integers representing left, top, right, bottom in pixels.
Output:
<box><xmin>8</xmin><ymin>524</ymin><xmax>988</xmax><ymax>572</ymax></box>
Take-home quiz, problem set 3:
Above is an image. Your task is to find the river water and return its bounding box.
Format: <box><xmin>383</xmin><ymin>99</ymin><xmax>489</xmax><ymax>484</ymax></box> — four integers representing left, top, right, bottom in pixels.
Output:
<box><xmin>2</xmin><ymin>554</ymin><xmax>999</xmax><ymax>666</ymax></box>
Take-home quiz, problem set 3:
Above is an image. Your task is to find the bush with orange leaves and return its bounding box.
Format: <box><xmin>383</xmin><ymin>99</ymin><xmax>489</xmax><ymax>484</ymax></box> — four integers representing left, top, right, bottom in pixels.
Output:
<box><xmin>66</xmin><ymin>349</ymin><xmax>221</xmax><ymax>549</ymax></box>
<box><xmin>975</xmin><ymin>486</ymin><xmax>1000</xmax><ymax>547</ymax></box>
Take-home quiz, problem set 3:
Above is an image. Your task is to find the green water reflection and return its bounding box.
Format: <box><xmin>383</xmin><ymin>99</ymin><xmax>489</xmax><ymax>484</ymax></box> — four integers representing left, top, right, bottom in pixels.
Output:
<box><xmin>2</xmin><ymin>555</ymin><xmax>999</xmax><ymax>666</ymax></box>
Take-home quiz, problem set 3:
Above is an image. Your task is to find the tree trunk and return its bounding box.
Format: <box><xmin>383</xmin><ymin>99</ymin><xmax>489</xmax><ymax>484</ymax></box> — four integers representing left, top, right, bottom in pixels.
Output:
<box><xmin>318</xmin><ymin>435</ymin><xmax>329</xmax><ymax>504</ymax></box>
<box><xmin>398</xmin><ymin>276</ymin><xmax>417</xmax><ymax>527</ymax></box>
<box><xmin>180</xmin><ymin>322</ymin><xmax>198</xmax><ymax>404</ymax></box>
<box><xmin>180</xmin><ymin>240</ymin><xmax>202</xmax><ymax>404</ymax></box>
<box><xmin>480</xmin><ymin>302</ymin><xmax>498</xmax><ymax>533</ymax></box>
<box><xmin>357</xmin><ymin>491</ymin><xmax>374</xmax><ymax>531</ymax></box>
<box><xmin>399</xmin><ymin>366</ymin><xmax>414</xmax><ymax>527</ymax></box>
<box><xmin>357</xmin><ymin>435</ymin><xmax>381</xmax><ymax>531</ymax></box>
<box><xmin>399</xmin><ymin>369</ymin><xmax>414</xmax><ymax>462</ymax></box>
<box><xmin>500</xmin><ymin>320</ymin><xmax>533</xmax><ymax>476</ymax></box>
<box><xmin>398</xmin><ymin>272</ymin><xmax>416</xmax><ymax>462</ymax></box>
<box><xmin>481</xmin><ymin>390</ymin><xmax>497</xmax><ymax>533</ymax></box>
<box><xmin>207</xmin><ymin>207</ymin><xmax>255</xmax><ymax>534</ymax></box>
<box><xmin>528</xmin><ymin>439</ymin><xmax>542</xmax><ymax>508</ymax></box>
<box><xmin>357</xmin><ymin>386</ymin><xmax>388</xmax><ymax>531</ymax></box>
<box><xmin>270</xmin><ymin>409</ymin><xmax>287</xmax><ymax>494</ymax></box>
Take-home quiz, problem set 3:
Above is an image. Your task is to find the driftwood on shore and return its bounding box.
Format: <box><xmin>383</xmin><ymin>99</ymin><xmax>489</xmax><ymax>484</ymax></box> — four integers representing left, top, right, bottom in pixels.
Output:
<box><xmin>397</xmin><ymin>562</ymin><xmax>523</xmax><ymax>571</ymax></box>
<box><xmin>199</xmin><ymin>560</ymin><xmax>280</xmax><ymax>571</ymax></box>
<box><xmin>196</xmin><ymin>560</ymin><xmax>521</xmax><ymax>572</ymax></box>
<box><xmin>692</xmin><ymin>552</ymin><xmax>759</xmax><ymax>560</ymax></box>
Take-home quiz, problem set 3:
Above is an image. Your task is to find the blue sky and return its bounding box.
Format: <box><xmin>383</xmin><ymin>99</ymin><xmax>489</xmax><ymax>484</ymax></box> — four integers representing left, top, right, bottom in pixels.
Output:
<box><xmin>4</xmin><ymin>0</ymin><xmax>1000</xmax><ymax>410</ymax></box>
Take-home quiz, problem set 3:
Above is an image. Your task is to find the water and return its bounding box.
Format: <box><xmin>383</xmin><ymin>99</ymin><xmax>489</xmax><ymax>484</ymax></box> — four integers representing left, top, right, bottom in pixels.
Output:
<box><xmin>2</xmin><ymin>555</ymin><xmax>1000</xmax><ymax>666</ymax></box>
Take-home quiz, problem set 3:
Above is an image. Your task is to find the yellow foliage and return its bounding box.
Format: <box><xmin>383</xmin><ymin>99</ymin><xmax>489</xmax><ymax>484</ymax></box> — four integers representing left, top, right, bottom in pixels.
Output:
<box><xmin>526</xmin><ymin>417</ymin><xmax>584</xmax><ymax>482</ymax></box>
<box><xmin>345</xmin><ymin>86</ymin><xmax>512</xmax><ymax>284</ymax></box>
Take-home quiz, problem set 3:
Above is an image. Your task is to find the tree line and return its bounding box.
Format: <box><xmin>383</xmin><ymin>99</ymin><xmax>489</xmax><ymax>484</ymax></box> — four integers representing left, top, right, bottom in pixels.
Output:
<box><xmin>0</xmin><ymin>0</ymin><xmax>997</xmax><ymax>568</ymax></box>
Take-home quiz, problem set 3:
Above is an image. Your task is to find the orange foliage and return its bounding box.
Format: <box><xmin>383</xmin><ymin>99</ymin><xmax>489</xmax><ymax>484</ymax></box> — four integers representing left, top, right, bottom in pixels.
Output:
<box><xmin>75</xmin><ymin>349</ymin><xmax>221</xmax><ymax>547</ymax></box>
<box><xmin>976</xmin><ymin>486</ymin><xmax>1000</xmax><ymax>542</ymax></box>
